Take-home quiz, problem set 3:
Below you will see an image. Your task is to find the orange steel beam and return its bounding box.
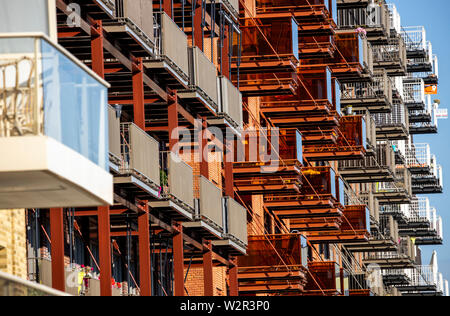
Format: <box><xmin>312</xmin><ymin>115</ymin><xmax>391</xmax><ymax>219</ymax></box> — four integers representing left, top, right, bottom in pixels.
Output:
<box><xmin>50</xmin><ymin>208</ymin><xmax>65</xmax><ymax>293</ymax></box>
<box><xmin>98</xmin><ymin>206</ymin><xmax>112</xmax><ymax>296</ymax></box>
<box><xmin>91</xmin><ymin>20</ymin><xmax>104</xmax><ymax>79</ymax></box>
<box><xmin>163</xmin><ymin>0</ymin><xmax>173</xmax><ymax>18</ymax></box>
<box><xmin>168</xmin><ymin>89</ymin><xmax>179</xmax><ymax>151</ymax></box>
<box><xmin>203</xmin><ymin>241</ymin><xmax>214</xmax><ymax>296</ymax></box>
<box><xmin>228</xmin><ymin>257</ymin><xmax>239</xmax><ymax>297</ymax></box>
<box><xmin>132</xmin><ymin>57</ymin><xmax>145</xmax><ymax>130</ymax></box>
<box><xmin>194</xmin><ymin>0</ymin><xmax>203</xmax><ymax>50</ymax></box>
<box><xmin>138</xmin><ymin>203</ymin><xmax>152</xmax><ymax>296</ymax></box>
<box><xmin>173</xmin><ymin>223</ymin><xmax>185</xmax><ymax>296</ymax></box>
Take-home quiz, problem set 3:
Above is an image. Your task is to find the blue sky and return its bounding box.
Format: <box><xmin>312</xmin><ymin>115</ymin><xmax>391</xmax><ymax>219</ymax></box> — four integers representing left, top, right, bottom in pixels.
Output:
<box><xmin>390</xmin><ymin>0</ymin><xmax>450</xmax><ymax>282</ymax></box>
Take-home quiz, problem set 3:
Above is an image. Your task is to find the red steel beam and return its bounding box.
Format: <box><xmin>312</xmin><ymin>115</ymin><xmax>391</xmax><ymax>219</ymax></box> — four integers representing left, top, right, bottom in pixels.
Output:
<box><xmin>193</xmin><ymin>0</ymin><xmax>203</xmax><ymax>50</ymax></box>
<box><xmin>173</xmin><ymin>223</ymin><xmax>185</xmax><ymax>296</ymax></box>
<box><xmin>98</xmin><ymin>206</ymin><xmax>112</xmax><ymax>296</ymax></box>
<box><xmin>228</xmin><ymin>257</ymin><xmax>239</xmax><ymax>297</ymax></box>
<box><xmin>138</xmin><ymin>202</ymin><xmax>152</xmax><ymax>296</ymax></box>
<box><xmin>163</xmin><ymin>0</ymin><xmax>173</xmax><ymax>18</ymax></box>
<box><xmin>168</xmin><ymin>89</ymin><xmax>179</xmax><ymax>151</ymax></box>
<box><xmin>203</xmin><ymin>241</ymin><xmax>214</xmax><ymax>296</ymax></box>
<box><xmin>91</xmin><ymin>20</ymin><xmax>105</xmax><ymax>78</ymax></box>
<box><xmin>50</xmin><ymin>208</ymin><xmax>65</xmax><ymax>293</ymax></box>
<box><xmin>132</xmin><ymin>57</ymin><xmax>146</xmax><ymax>129</ymax></box>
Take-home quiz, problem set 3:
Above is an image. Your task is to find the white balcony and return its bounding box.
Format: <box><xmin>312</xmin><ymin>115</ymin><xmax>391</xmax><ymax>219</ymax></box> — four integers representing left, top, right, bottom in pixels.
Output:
<box><xmin>0</xmin><ymin>34</ymin><xmax>113</xmax><ymax>209</ymax></box>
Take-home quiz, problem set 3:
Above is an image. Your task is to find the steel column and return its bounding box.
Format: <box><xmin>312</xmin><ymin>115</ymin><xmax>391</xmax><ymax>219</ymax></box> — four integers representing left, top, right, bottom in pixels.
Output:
<box><xmin>50</xmin><ymin>208</ymin><xmax>65</xmax><ymax>293</ymax></box>
<box><xmin>194</xmin><ymin>0</ymin><xmax>204</xmax><ymax>50</ymax></box>
<box><xmin>198</xmin><ymin>117</ymin><xmax>209</xmax><ymax>178</ymax></box>
<box><xmin>132</xmin><ymin>57</ymin><xmax>146</xmax><ymax>130</ymax></box>
<box><xmin>138</xmin><ymin>202</ymin><xmax>152</xmax><ymax>296</ymax></box>
<box><xmin>91</xmin><ymin>20</ymin><xmax>105</xmax><ymax>78</ymax></box>
<box><xmin>173</xmin><ymin>223</ymin><xmax>185</xmax><ymax>296</ymax></box>
<box><xmin>98</xmin><ymin>206</ymin><xmax>112</xmax><ymax>296</ymax></box>
<box><xmin>225</xmin><ymin>139</ymin><xmax>234</xmax><ymax>197</ymax></box>
<box><xmin>163</xmin><ymin>0</ymin><xmax>173</xmax><ymax>18</ymax></box>
<box><xmin>229</xmin><ymin>257</ymin><xmax>239</xmax><ymax>297</ymax></box>
<box><xmin>203</xmin><ymin>241</ymin><xmax>214</xmax><ymax>296</ymax></box>
<box><xmin>168</xmin><ymin>89</ymin><xmax>179</xmax><ymax>151</ymax></box>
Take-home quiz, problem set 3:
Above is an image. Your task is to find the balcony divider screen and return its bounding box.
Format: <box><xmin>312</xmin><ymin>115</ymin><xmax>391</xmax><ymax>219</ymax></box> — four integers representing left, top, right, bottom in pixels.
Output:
<box><xmin>199</xmin><ymin>176</ymin><xmax>223</xmax><ymax>231</ymax></box>
<box><xmin>168</xmin><ymin>154</ymin><xmax>194</xmax><ymax>209</ymax></box>
<box><xmin>108</xmin><ymin>106</ymin><xmax>121</xmax><ymax>161</ymax></box>
<box><xmin>227</xmin><ymin>198</ymin><xmax>248</xmax><ymax>246</ymax></box>
<box><xmin>117</xmin><ymin>0</ymin><xmax>154</xmax><ymax>40</ymax></box>
<box><xmin>191</xmin><ymin>47</ymin><xmax>219</xmax><ymax>107</ymax></box>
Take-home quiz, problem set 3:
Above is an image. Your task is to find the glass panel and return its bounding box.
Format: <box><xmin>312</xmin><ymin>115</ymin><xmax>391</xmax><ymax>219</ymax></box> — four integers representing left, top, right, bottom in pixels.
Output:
<box><xmin>338</xmin><ymin>177</ymin><xmax>345</xmax><ymax>205</ymax></box>
<box><xmin>0</xmin><ymin>0</ymin><xmax>50</xmax><ymax>36</ymax></box>
<box><xmin>296</xmin><ymin>130</ymin><xmax>303</xmax><ymax>163</ymax></box>
<box><xmin>41</xmin><ymin>39</ymin><xmax>108</xmax><ymax>170</ymax></box>
<box><xmin>358</xmin><ymin>36</ymin><xmax>364</xmax><ymax>66</ymax></box>
<box><xmin>326</xmin><ymin>68</ymin><xmax>332</xmax><ymax>103</ymax></box>
<box><xmin>291</xmin><ymin>18</ymin><xmax>299</xmax><ymax>60</ymax></box>
<box><xmin>362</xmin><ymin>117</ymin><xmax>367</xmax><ymax>149</ymax></box>
<box><xmin>330</xmin><ymin>168</ymin><xmax>336</xmax><ymax>198</ymax></box>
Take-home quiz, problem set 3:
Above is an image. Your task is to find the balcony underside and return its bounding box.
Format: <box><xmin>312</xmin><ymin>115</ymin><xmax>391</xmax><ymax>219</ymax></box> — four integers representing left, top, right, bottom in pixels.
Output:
<box><xmin>237</xmin><ymin>81</ymin><xmax>297</xmax><ymax>97</ymax></box>
<box><xmin>212</xmin><ymin>238</ymin><xmax>247</xmax><ymax>256</ymax></box>
<box><xmin>144</xmin><ymin>58</ymin><xmax>190</xmax><ymax>90</ymax></box>
<box><xmin>0</xmin><ymin>136</ymin><xmax>113</xmax><ymax>209</ymax></box>
<box><xmin>341</xmin><ymin>98</ymin><xmax>391</xmax><ymax>113</ymax></box>
<box><xmin>407</xmin><ymin>63</ymin><xmax>433</xmax><ymax>73</ymax></box>
<box><xmin>412</xmin><ymin>185</ymin><xmax>443</xmax><ymax>195</ymax></box>
<box><xmin>414</xmin><ymin>237</ymin><xmax>443</xmax><ymax>246</ymax></box>
<box><xmin>149</xmin><ymin>199</ymin><xmax>195</xmax><ymax>222</ymax></box>
<box><xmin>376</xmin><ymin>126</ymin><xmax>409</xmax><ymax>141</ymax></box>
<box><xmin>398</xmin><ymin>286</ymin><xmax>441</xmax><ymax>296</ymax></box>
<box><xmin>234</xmin><ymin>59</ymin><xmax>297</xmax><ymax>75</ymax></box>
<box><xmin>406</xmin><ymin>49</ymin><xmax>427</xmax><ymax>59</ymax></box>
<box><xmin>290</xmin><ymin>217</ymin><xmax>341</xmax><ymax>232</ymax></box>
<box><xmin>234</xmin><ymin>181</ymin><xmax>301</xmax><ymax>195</ymax></box>
<box><xmin>344</xmin><ymin>239</ymin><xmax>397</xmax><ymax>253</ymax></box>
<box><xmin>299</xmin><ymin>45</ymin><xmax>335</xmax><ymax>59</ymax></box>
<box><xmin>406</xmin><ymin>102</ymin><xmax>425</xmax><ymax>111</ymax></box>
<box><xmin>339</xmin><ymin>167</ymin><xmax>395</xmax><ymax>183</ymax></box>
<box><xmin>383</xmin><ymin>274</ymin><xmax>411</xmax><ymax>286</ymax></box>
<box><xmin>373</xmin><ymin>62</ymin><xmax>407</xmax><ymax>76</ymax></box>
<box><xmin>303</xmin><ymin>148</ymin><xmax>365</xmax><ymax>161</ymax></box>
<box><xmin>238</xmin><ymin>267</ymin><xmax>307</xmax><ymax>295</ymax></box>
<box><xmin>183</xmin><ymin>219</ymin><xmax>224</xmax><ymax>240</ymax></box>
<box><xmin>409</xmin><ymin>126</ymin><xmax>438</xmax><ymax>135</ymax></box>
<box><xmin>409</xmin><ymin>114</ymin><xmax>432</xmax><ymax>124</ymax></box>
<box><xmin>178</xmin><ymin>89</ymin><xmax>218</xmax><ymax>118</ymax></box>
<box><xmin>331</xmin><ymin>64</ymin><xmax>368</xmax><ymax>82</ymax></box>
<box><xmin>363</xmin><ymin>257</ymin><xmax>414</xmax><ymax>269</ymax></box>
<box><xmin>373</xmin><ymin>192</ymin><xmax>411</xmax><ymax>204</ymax></box>
<box><xmin>114</xmin><ymin>174</ymin><xmax>160</xmax><ymax>201</ymax></box>
<box><xmin>308</xmin><ymin>230</ymin><xmax>370</xmax><ymax>244</ymax></box>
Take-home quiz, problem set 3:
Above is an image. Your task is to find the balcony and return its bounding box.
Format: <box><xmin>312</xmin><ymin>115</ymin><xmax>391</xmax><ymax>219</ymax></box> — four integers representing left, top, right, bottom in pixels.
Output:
<box><xmin>332</xmin><ymin>32</ymin><xmax>373</xmax><ymax>81</ymax></box>
<box><xmin>401</xmin><ymin>26</ymin><xmax>428</xmax><ymax>59</ymax></box>
<box><xmin>213</xmin><ymin>197</ymin><xmax>248</xmax><ymax>255</ymax></box>
<box><xmin>144</xmin><ymin>12</ymin><xmax>190</xmax><ymax>88</ymax></box>
<box><xmin>208</xmin><ymin>76</ymin><xmax>243</xmax><ymax>134</ymax></box>
<box><xmin>363</xmin><ymin>237</ymin><xmax>415</xmax><ymax>269</ymax></box>
<box><xmin>237</xmin><ymin>234</ymin><xmax>308</xmax><ymax>295</ymax></box>
<box><xmin>340</xmin><ymin>71</ymin><xmax>392</xmax><ymax>113</ymax></box>
<box><xmin>234</xmin><ymin>17</ymin><xmax>299</xmax><ymax>96</ymax></box>
<box><xmin>97</xmin><ymin>0</ymin><xmax>155</xmax><ymax>57</ymax></box>
<box><xmin>304</xmin><ymin>261</ymin><xmax>342</xmax><ymax>296</ymax></box>
<box><xmin>115</xmin><ymin>123</ymin><xmax>161</xmax><ymax>199</ymax></box>
<box><xmin>398</xmin><ymin>197</ymin><xmax>443</xmax><ymax>245</ymax></box>
<box><xmin>411</xmin><ymin>157</ymin><xmax>443</xmax><ymax>195</ymax></box>
<box><xmin>264</xmin><ymin>166</ymin><xmax>344</xmax><ymax>220</ymax></box>
<box><xmin>336</xmin><ymin>2</ymin><xmax>391</xmax><ymax>44</ymax></box>
<box><xmin>303</xmin><ymin>115</ymin><xmax>367</xmax><ymax>161</ymax></box>
<box><xmin>403</xmin><ymin>78</ymin><xmax>425</xmax><ymax>110</ymax></box>
<box><xmin>409</xmin><ymin>96</ymin><xmax>438</xmax><ymax>134</ymax></box>
<box><xmin>149</xmin><ymin>153</ymin><xmax>195</xmax><ymax>222</ymax></box>
<box><xmin>338</xmin><ymin>143</ymin><xmax>396</xmax><ymax>183</ymax></box>
<box><xmin>398</xmin><ymin>266</ymin><xmax>444</xmax><ymax>296</ymax></box>
<box><xmin>307</xmin><ymin>205</ymin><xmax>371</xmax><ymax>244</ymax></box>
<box><xmin>183</xmin><ymin>176</ymin><xmax>224</xmax><ymax>239</ymax></box>
<box><xmin>371</xmin><ymin>36</ymin><xmax>407</xmax><ymax>76</ymax></box>
<box><xmin>374</xmin><ymin>167</ymin><xmax>412</xmax><ymax>204</ymax></box>
<box><xmin>178</xmin><ymin>47</ymin><xmax>219</xmax><ymax>115</ymax></box>
<box><xmin>372</xmin><ymin>101</ymin><xmax>409</xmax><ymax>140</ymax></box>
<box><xmin>0</xmin><ymin>34</ymin><xmax>113</xmax><ymax>209</ymax></box>
<box><xmin>0</xmin><ymin>271</ymin><xmax>67</xmax><ymax>297</ymax></box>
<box><xmin>382</xmin><ymin>269</ymin><xmax>411</xmax><ymax>287</ymax></box>
<box><xmin>233</xmin><ymin>130</ymin><xmax>303</xmax><ymax>195</ymax></box>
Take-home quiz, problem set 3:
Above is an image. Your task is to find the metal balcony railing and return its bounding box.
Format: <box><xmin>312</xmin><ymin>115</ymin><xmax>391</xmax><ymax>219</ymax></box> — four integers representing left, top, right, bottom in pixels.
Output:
<box><xmin>371</xmin><ymin>36</ymin><xmax>407</xmax><ymax>67</ymax></box>
<box><xmin>337</xmin><ymin>3</ymin><xmax>390</xmax><ymax>32</ymax></box>
<box><xmin>108</xmin><ymin>106</ymin><xmax>122</xmax><ymax>165</ymax></box>
<box><xmin>152</xmin><ymin>12</ymin><xmax>190</xmax><ymax>81</ymax></box>
<box><xmin>375</xmin><ymin>167</ymin><xmax>412</xmax><ymax>196</ymax></box>
<box><xmin>401</xmin><ymin>26</ymin><xmax>427</xmax><ymax>53</ymax></box>
<box><xmin>406</xmin><ymin>143</ymin><xmax>432</xmax><ymax>170</ymax></box>
<box><xmin>408</xmin><ymin>197</ymin><xmax>431</xmax><ymax>224</ymax></box>
<box><xmin>403</xmin><ymin>265</ymin><xmax>441</xmax><ymax>290</ymax></box>
<box><xmin>403</xmin><ymin>78</ymin><xmax>425</xmax><ymax>106</ymax></box>
<box><xmin>0</xmin><ymin>34</ymin><xmax>109</xmax><ymax>170</ymax></box>
<box><xmin>339</xmin><ymin>143</ymin><xmax>395</xmax><ymax>171</ymax></box>
<box><xmin>120</xmin><ymin>123</ymin><xmax>161</xmax><ymax>188</ymax></box>
<box><xmin>387</xmin><ymin>3</ymin><xmax>401</xmax><ymax>35</ymax></box>
<box><xmin>373</xmin><ymin>100</ymin><xmax>408</xmax><ymax>127</ymax></box>
<box><xmin>341</xmin><ymin>72</ymin><xmax>392</xmax><ymax>103</ymax></box>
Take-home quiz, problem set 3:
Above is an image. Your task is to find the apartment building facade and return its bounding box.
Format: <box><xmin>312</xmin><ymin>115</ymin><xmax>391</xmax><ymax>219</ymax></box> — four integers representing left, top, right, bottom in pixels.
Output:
<box><xmin>0</xmin><ymin>0</ymin><xmax>448</xmax><ymax>296</ymax></box>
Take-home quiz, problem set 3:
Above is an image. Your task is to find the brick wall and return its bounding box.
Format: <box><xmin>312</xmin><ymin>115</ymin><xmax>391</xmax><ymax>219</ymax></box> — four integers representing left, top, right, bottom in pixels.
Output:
<box><xmin>0</xmin><ymin>209</ymin><xmax>27</xmax><ymax>279</ymax></box>
<box><xmin>184</xmin><ymin>266</ymin><xmax>228</xmax><ymax>297</ymax></box>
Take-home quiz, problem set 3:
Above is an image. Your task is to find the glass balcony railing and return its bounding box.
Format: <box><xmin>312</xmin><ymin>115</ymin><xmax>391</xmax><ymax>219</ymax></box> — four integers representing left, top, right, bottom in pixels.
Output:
<box><xmin>0</xmin><ymin>271</ymin><xmax>67</xmax><ymax>296</ymax></box>
<box><xmin>0</xmin><ymin>34</ymin><xmax>109</xmax><ymax>171</ymax></box>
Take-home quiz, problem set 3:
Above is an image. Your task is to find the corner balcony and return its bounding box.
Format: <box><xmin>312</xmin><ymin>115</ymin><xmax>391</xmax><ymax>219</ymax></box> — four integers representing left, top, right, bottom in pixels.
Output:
<box><xmin>340</xmin><ymin>71</ymin><xmax>392</xmax><ymax>113</ymax></box>
<box><xmin>0</xmin><ymin>34</ymin><xmax>113</xmax><ymax>209</ymax></box>
<box><xmin>338</xmin><ymin>143</ymin><xmax>396</xmax><ymax>183</ymax></box>
<box><xmin>363</xmin><ymin>237</ymin><xmax>416</xmax><ymax>269</ymax></box>
<box><xmin>373</xmin><ymin>101</ymin><xmax>409</xmax><ymax>140</ymax></box>
<box><xmin>264</xmin><ymin>166</ymin><xmax>345</xmax><ymax>220</ymax></box>
<box><xmin>332</xmin><ymin>32</ymin><xmax>373</xmax><ymax>82</ymax></box>
<box><xmin>237</xmin><ymin>234</ymin><xmax>308</xmax><ymax>295</ymax></box>
<box><xmin>371</xmin><ymin>35</ymin><xmax>407</xmax><ymax>76</ymax></box>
